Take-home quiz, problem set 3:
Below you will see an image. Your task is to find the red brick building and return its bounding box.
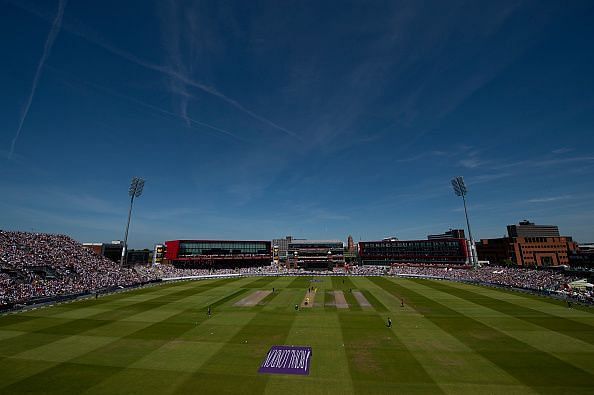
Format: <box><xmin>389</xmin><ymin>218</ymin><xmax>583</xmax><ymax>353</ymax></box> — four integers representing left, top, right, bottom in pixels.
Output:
<box><xmin>477</xmin><ymin>236</ymin><xmax>577</xmax><ymax>267</ymax></box>
<box><xmin>476</xmin><ymin>221</ymin><xmax>578</xmax><ymax>267</ymax></box>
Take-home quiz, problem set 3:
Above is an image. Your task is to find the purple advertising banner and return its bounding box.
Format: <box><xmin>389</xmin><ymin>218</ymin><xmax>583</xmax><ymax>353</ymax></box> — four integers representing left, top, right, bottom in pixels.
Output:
<box><xmin>258</xmin><ymin>346</ymin><xmax>312</xmax><ymax>375</ymax></box>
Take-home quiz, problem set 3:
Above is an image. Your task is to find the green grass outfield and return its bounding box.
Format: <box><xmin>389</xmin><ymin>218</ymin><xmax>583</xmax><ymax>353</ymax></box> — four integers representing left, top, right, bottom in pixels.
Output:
<box><xmin>1</xmin><ymin>276</ymin><xmax>593</xmax><ymax>394</ymax></box>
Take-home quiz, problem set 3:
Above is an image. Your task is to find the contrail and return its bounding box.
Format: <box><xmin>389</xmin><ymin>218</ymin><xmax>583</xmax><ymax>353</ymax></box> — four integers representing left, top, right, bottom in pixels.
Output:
<box><xmin>81</xmin><ymin>35</ymin><xmax>300</xmax><ymax>139</ymax></box>
<box><xmin>88</xmin><ymin>82</ymin><xmax>246</xmax><ymax>142</ymax></box>
<box><xmin>46</xmin><ymin>66</ymin><xmax>245</xmax><ymax>142</ymax></box>
<box><xmin>5</xmin><ymin>0</ymin><xmax>299</xmax><ymax>140</ymax></box>
<box><xmin>8</xmin><ymin>0</ymin><xmax>67</xmax><ymax>159</ymax></box>
<box><xmin>160</xmin><ymin>0</ymin><xmax>192</xmax><ymax>127</ymax></box>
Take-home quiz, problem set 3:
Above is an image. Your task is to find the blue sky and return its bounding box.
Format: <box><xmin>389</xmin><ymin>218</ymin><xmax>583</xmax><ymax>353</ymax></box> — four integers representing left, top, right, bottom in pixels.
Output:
<box><xmin>1</xmin><ymin>0</ymin><xmax>594</xmax><ymax>248</ymax></box>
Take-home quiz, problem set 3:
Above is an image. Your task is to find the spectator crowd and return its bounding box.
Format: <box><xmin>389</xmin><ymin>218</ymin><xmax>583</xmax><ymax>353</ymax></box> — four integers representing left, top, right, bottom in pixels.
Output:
<box><xmin>2</xmin><ymin>230</ymin><xmax>592</xmax><ymax>307</ymax></box>
<box><xmin>385</xmin><ymin>265</ymin><xmax>593</xmax><ymax>303</ymax></box>
<box><xmin>1</xmin><ymin>230</ymin><xmax>148</xmax><ymax>306</ymax></box>
<box><xmin>385</xmin><ymin>265</ymin><xmax>575</xmax><ymax>291</ymax></box>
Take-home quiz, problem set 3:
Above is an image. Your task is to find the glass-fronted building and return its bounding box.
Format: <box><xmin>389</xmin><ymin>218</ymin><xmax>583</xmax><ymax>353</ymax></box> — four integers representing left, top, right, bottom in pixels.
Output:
<box><xmin>359</xmin><ymin>239</ymin><xmax>468</xmax><ymax>266</ymax></box>
<box><xmin>165</xmin><ymin>240</ymin><xmax>271</xmax><ymax>268</ymax></box>
<box><xmin>287</xmin><ymin>240</ymin><xmax>345</xmax><ymax>270</ymax></box>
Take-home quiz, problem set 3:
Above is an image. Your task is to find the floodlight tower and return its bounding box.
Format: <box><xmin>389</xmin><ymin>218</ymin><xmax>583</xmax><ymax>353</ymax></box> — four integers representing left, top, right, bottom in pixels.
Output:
<box><xmin>451</xmin><ymin>176</ymin><xmax>478</xmax><ymax>267</ymax></box>
<box><xmin>120</xmin><ymin>177</ymin><xmax>145</xmax><ymax>266</ymax></box>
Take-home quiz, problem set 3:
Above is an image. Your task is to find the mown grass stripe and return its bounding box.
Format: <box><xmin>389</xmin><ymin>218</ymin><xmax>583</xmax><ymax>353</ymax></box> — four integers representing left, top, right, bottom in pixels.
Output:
<box><xmin>0</xmin><ymin>282</ymin><xmax>193</xmax><ymax>327</ymax></box>
<box><xmin>1</xmin><ymin>361</ymin><xmax>121</xmax><ymax>394</ymax></box>
<box><xmin>3</xmin><ymin>279</ymin><xmax>239</xmax><ymax>360</ymax></box>
<box><xmin>46</xmin><ymin>278</ymin><xmax>240</xmax><ymax>325</ymax></box>
<box><xmin>370</xmin><ymin>277</ymin><xmax>594</xmax><ymax>391</ymax></box>
<box><xmin>359</xmin><ymin>289</ymin><xmax>389</xmax><ymax>312</ymax></box>
<box><xmin>406</xmin><ymin>278</ymin><xmax>594</xmax><ymax>378</ymax></box>
<box><xmin>0</xmin><ymin>315</ymin><xmax>41</xmax><ymax>329</ymax></box>
<box><xmin>352</xmin><ymin>277</ymin><xmax>539</xmax><ymax>392</ymax></box>
<box><xmin>337</xmin><ymin>308</ymin><xmax>444</xmax><ymax>393</ymax></box>
<box><xmin>331</xmin><ymin>276</ymin><xmax>348</xmax><ymax>290</ymax></box>
<box><xmin>287</xmin><ymin>276</ymin><xmax>313</xmax><ymax>288</ymax></box>
<box><xmin>0</xmin><ymin>282</ymin><xmax>187</xmax><ymax>328</ymax></box>
<box><xmin>0</xmin><ymin>278</ymin><xmax>243</xmax><ymax>358</ymax></box>
<box><xmin>3</xmin><ymin>276</ymin><xmax>592</xmax><ymax>394</ymax></box>
<box><xmin>3</xmin><ymin>286</ymin><xmax>253</xmax><ymax>394</ymax></box>
<box><xmin>464</xmin><ymin>283</ymin><xmax>594</xmax><ymax>326</ymax></box>
<box><xmin>173</xmin><ymin>300</ymin><xmax>301</xmax><ymax>393</ymax></box>
<box><xmin>241</xmin><ymin>276</ymin><xmax>279</xmax><ymax>289</ymax></box>
<box><xmin>473</xmin><ymin>285</ymin><xmax>594</xmax><ymax>314</ymax></box>
<box><xmin>265</xmin><ymin>309</ymin><xmax>355</xmax><ymax>394</ymax></box>
<box><xmin>124</xmin><ymin>289</ymin><xmax>249</xmax><ymax>341</ymax></box>
<box><xmin>425</xmin><ymin>280</ymin><xmax>594</xmax><ymax>346</ymax></box>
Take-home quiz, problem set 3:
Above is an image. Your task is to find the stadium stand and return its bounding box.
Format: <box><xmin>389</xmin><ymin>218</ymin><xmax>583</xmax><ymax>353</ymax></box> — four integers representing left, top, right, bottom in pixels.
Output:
<box><xmin>0</xmin><ymin>230</ymin><xmax>149</xmax><ymax>307</ymax></box>
<box><xmin>389</xmin><ymin>265</ymin><xmax>574</xmax><ymax>291</ymax></box>
<box><xmin>2</xmin><ymin>230</ymin><xmax>592</xmax><ymax>308</ymax></box>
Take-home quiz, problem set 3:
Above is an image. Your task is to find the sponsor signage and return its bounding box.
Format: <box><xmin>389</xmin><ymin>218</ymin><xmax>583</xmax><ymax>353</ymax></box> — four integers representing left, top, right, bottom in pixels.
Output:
<box><xmin>258</xmin><ymin>346</ymin><xmax>312</xmax><ymax>375</ymax></box>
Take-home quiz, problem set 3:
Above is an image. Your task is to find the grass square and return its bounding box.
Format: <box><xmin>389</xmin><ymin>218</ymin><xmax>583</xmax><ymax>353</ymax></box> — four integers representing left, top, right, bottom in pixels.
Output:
<box><xmin>131</xmin><ymin>340</ymin><xmax>222</xmax><ymax>372</ymax></box>
<box><xmin>0</xmin><ymin>357</ymin><xmax>58</xmax><ymax>390</ymax></box>
<box><xmin>83</xmin><ymin>367</ymin><xmax>191</xmax><ymax>395</ymax></box>
<box><xmin>0</xmin><ymin>329</ymin><xmax>24</xmax><ymax>341</ymax></box>
<box><xmin>2</xmin><ymin>362</ymin><xmax>121</xmax><ymax>394</ymax></box>
<box><xmin>71</xmin><ymin>338</ymin><xmax>166</xmax><ymax>368</ymax></box>
<box><xmin>15</xmin><ymin>334</ymin><xmax>116</xmax><ymax>363</ymax></box>
<box><xmin>0</xmin><ymin>332</ymin><xmax>63</xmax><ymax>358</ymax></box>
<box><xmin>83</xmin><ymin>320</ymin><xmax>152</xmax><ymax>338</ymax></box>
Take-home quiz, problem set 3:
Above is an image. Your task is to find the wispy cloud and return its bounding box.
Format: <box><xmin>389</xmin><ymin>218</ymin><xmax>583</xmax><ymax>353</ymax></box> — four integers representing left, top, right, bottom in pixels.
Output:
<box><xmin>526</xmin><ymin>195</ymin><xmax>572</xmax><ymax>203</ymax></box>
<box><xmin>396</xmin><ymin>150</ymin><xmax>447</xmax><ymax>163</ymax></box>
<box><xmin>275</xmin><ymin>201</ymin><xmax>351</xmax><ymax>224</ymax></box>
<box><xmin>492</xmin><ymin>156</ymin><xmax>594</xmax><ymax>170</ymax></box>
<box><xmin>158</xmin><ymin>0</ymin><xmax>192</xmax><ymax>126</ymax></box>
<box><xmin>137</xmin><ymin>207</ymin><xmax>210</xmax><ymax>222</ymax></box>
<box><xmin>396</xmin><ymin>146</ymin><xmax>484</xmax><ymax>169</ymax></box>
<box><xmin>135</xmin><ymin>60</ymin><xmax>299</xmax><ymax>138</ymax></box>
<box><xmin>457</xmin><ymin>149</ymin><xmax>486</xmax><ymax>169</ymax></box>
<box><xmin>466</xmin><ymin>173</ymin><xmax>511</xmax><ymax>185</ymax></box>
<box><xmin>390</xmin><ymin>222</ymin><xmax>452</xmax><ymax>239</ymax></box>
<box><xmin>387</xmin><ymin>4</ymin><xmax>554</xmax><ymax>151</ymax></box>
<box><xmin>456</xmin><ymin>151</ymin><xmax>594</xmax><ymax>176</ymax></box>
<box><xmin>7</xmin><ymin>0</ymin><xmax>298</xmax><ymax>140</ymax></box>
<box><xmin>0</xmin><ymin>184</ymin><xmax>123</xmax><ymax>216</ymax></box>
<box><xmin>458</xmin><ymin>158</ymin><xmax>482</xmax><ymax>169</ymax></box>
<box><xmin>84</xmin><ymin>31</ymin><xmax>299</xmax><ymax>138</ymax></box>
<box><xmin>28</xmin><ymin>206</ymin><xmax>120</xmax><ymax>233</ymax></box>
<box><xmin>47</xmin><ymin>66</ymin><xmax>245</xmax><ymax>141</ymax></box>
<box><xmin>530</xmin><ymin>157</ymin><xmax>594</xmax><ymax>167</ymax></box>
<box><xmin>552</xmin><ymin>147</ymin><xmax>574</xmax><ymax>154</ymax></box>
<box><xmin>0</xmin><ymin>149</ymin><xmax>25</xmax><ymax>163</ymax></box>
<box><xmin>8</xmin><ymin>0</ymin><xmax>66</xmax><ymax>159</ymax></box>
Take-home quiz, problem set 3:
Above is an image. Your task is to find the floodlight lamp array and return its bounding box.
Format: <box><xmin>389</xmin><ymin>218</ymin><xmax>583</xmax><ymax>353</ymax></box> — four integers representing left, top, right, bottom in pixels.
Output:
<box><xmin>451</xmin><ymin>176</ymin><xmax>467</xmax><ymax>197</ymax></box>
<box><xmin>129</xmin><ymin>177</ymin><xmax>145</xmax><ymax>197</ymax></box>
<box><xmin>135</xmin><ymin>179</ymin><xmax>145</xmax><ymax>197</ymax></box>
